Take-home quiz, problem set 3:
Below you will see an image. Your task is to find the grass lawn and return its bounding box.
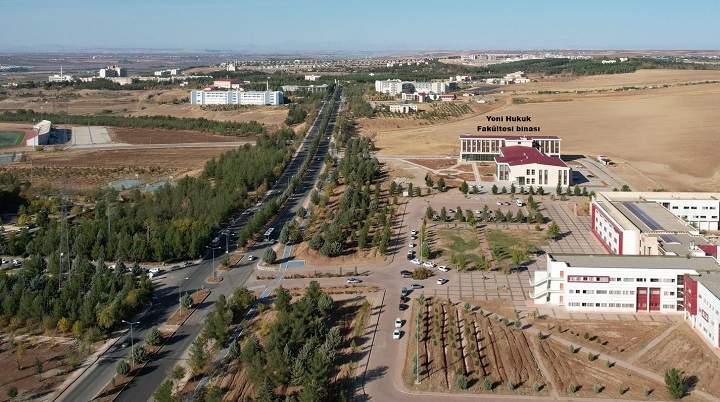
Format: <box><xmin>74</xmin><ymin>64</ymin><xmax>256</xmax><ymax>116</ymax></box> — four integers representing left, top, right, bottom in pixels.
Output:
<box><xmin>0</xmin><ymin>131</ymin><xmax>25</xmax><ymax>147</ymax></box>
<box><xmin>486</xmin><ymin>228</ymin><xmax>548</xmax><ymax>268</ymax></box>
<box><xmin>433</xmin><ymin>227</ymin><xmax>487</xmax><ymax>270</ymax></box>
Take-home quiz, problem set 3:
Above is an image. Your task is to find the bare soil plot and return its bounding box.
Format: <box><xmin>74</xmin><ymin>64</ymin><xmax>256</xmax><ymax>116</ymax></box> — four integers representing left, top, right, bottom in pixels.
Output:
<box><xmin>0</xmin><ymin>147</ymin><xmax>229</xmax><ymax>190</ymax></box>
<box><xmin>638</xmin><ymin>323</ymin><xmax>720</xmax><ymax>397</ymax></box>
<box><xmin>0</xmin><ymin>336</ymin><xmax>82</xmax><ymax>402</ymax></box>
<box><xmin>406</xmin><ymin>158</ymin><xmax>456</xmax><ymax>171</ymax></box>
<box><xmin>110</xmin><ymin>127</ymin><xmax>251</xmax><ymax>144</ymax></box>
<box><xmin>538</xmin><ymin>318</ymin><xmax>672</xmax><ymax>360</ymax></box>
<box><xmin>535</xmin><ymin>336</ymin><xmax>682</xmax><ymax>400</ymax></box>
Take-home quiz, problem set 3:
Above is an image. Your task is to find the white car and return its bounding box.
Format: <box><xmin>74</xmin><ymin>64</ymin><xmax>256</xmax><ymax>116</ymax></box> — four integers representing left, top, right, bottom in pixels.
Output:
<box><xmin>422</xmin><ymin>261</ymin><xmax>435</xmax><ymax>268</ymax></box>
<box><xmin>410</xmin><ymin>235</ymin><xmax>417</xmax><ymax>240</ymax></box>
<box><xmin>247</xmin><ymin>255</ymin><xmax>256</xmax><ymax>261</ymax></box>
<box><xmin>408</xmin><ymin>242</ymin><xmax>416</xmax><ymax>248</ymax></box>
<box><xmin>149</xmin><ymin>267</ymin><xmax>160</xmax><ymax>274</ymax></box>
<box><xmin>437</xmin><ymin>278</ymin><xmax>448</xmax><ymax>285</ymax></box>
<box><xmin>12</xmin><ymin>259</ymin><xmax>21</xmax><ymax>267</ymax></box>
<box><xmin>393</xmin><ymin>329</ymin><xmax>401</xmax><ymax>340</ymax></box>
<box><xmin>496</xmin><ymin>201</ymin><xmax>502</xmax><ymax>206</ymax></box>
<box><xmin>410</xmin><ymin>283</ymin><xmax>423</xmax><ymax>289</ymax></box>
<box><xmin>395</xmin><ymin>318</ymin><xmax>403</xmax><ymax>328</ymax></box>
<box><xmin>475</xmin><ymin>210</ymin><xmax>481</xmax><ymax>214</ymax></box>
<box><xmin>438</xmin><ymin>266</ymin><xmax>450</xmax><ymax>272</ymax></box>
<box><xmin>347</xmin><ymin>278</ymin><xmax>362</xmax><ymax>284</ymax></box>
<box><xmin>411</xmin><ymin>229</ymin><xmax>417</xmax><ymax>235</ymax></box>
<box><xmin>410</xmin><ymin>258</ymin><xmax>422</xmax><ymax>265</ymax></box>
<box><xmin>0</xmin><ymin>259</ymin><xmax>8</xmax><ymax>265</ymax></box>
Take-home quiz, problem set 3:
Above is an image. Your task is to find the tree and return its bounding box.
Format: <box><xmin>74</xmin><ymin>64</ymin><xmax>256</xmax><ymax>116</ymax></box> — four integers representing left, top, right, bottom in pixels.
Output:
<box><xmin>457</xmin><ymin>373</ymin><xmax>468</xmax><ymax>389</ymax></box>
<box><xmin>420</xmin><ymin>241</ymin><xmax>430</xmax><ymax>260</ymax></box>
<box><xmin>188</xmin><ymin>337</ymin><xmax>209</xmax><ymax>376</ymax></box>
<box><xmin>440</xmin><ymin>207</ymin><xmax>448</xmax><ymax>222</ymax></box>
<box><xmin>171</xmin><ymin>364</ymin><xmax>186</xmax><ymax>385</ymax></box>
<box><xmin>278</xmin><ymin>225</ymin><xmax>290</xmax><ymax>244</ymax></box>
<box><xmin>274</xmin><ymin>285</ymin><xmax>291</xmax><ymax>313</ymax></box>
<box><xmin>203</xmin><ymin>386</ymin><xmax>224</xmax><ymax>402</ymax></box>
<box><xmin>515</xmin><ymin>209</ymin><xmax>525</xmax><ymax>223</ymax></box>
<box><xmin>131</xmin><ymin>345</ymin><xmax>149</xmax><ymax>364</ymax></box>
<box><xmin>556</xmin><ymin>183</ymin><xmax>562</xmax><ymax>195</ymax></box>
<box><xmin>181</xmin><ymin>294</ymin><xmax>193</xmax><ymax>308</ymax></box>
<box><xmin>491</xmin><ymin>184</ymin><xmax>498</xmax><ymax>194</ymax></box>
<box><xmin>437</xmin><ymin>177</ymin><xmax>446</xmax><ymax>192</ymax></box>
<box><xmin>454</xmin><ymin>208</ymin><xmax>464</xmax><ymax>222</ymax></box>
<box><xmin>425</xmin><ymin>173</ymin><xmax>434</xmax><ymax>188</ymax></box>
<box><xmin>510</xmin><ymin>183</ymin><xmax>516</xmax><ymax>194</ymax></box>
<box><xmin>389</xmin><ymin>181</ymin><xmax>397</xmax><ymax>195</ymax></box>
<box><xmin>153</xmin><ymin>380</ymin><xmax>177</xmax><ymax>402</ymax></box>
<box><xmin>574</xmin><ymin>186</ymin><xmax>582</xmax><ymax>196</ymax></box>
<box><xmin>459</xmin><ymin>181</ymin><xmax>469</xmax><ymax>194</ymax></box>
<box><xmin>263</xmin><ymin>248</ymin><xmax>277</xmax><ymax>264</ymax></box>
<box><xmin>407</xmin><ymin>182</ymin><xmax>413</xmax><ymax>197</ymax></box>
<box><xmin>501</xmin><ymin>185</ymin><xmax>507</xmax><ymax>194</ymax></box>
<box><xmin>116</xmin><ymin>359</ymin><xmax>130</xmax><ymax>376</ymax></box>
<box><xmin>425</xmin><ymin>206</ymin><xmax>435</xmax><ymax>220</ymax></box>
<box><xmin>665</xmin><ymin>368</ymin><xmax>685</xmax><ymax>399</ymax></box>
<box><xmin>548</xmin><ymin>221</ymin><xmax>560</xmax><ymax>241</ymax></box>
<box><xmin>146</xmin><ymin>327</ymin><xmax>163</xmax><ymax>346</ymax></box>
<box><xmin>537</xmin><ymin>186</ymin><xmax>545</xmax><ymax>195</ymax></box>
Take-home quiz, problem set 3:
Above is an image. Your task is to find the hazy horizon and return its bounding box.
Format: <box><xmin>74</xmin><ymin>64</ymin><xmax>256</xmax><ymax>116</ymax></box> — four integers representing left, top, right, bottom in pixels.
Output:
<box><xmin>2</xmin><ymin>0</ymin><xmax>719</xmax><ymax>53</ymax></box>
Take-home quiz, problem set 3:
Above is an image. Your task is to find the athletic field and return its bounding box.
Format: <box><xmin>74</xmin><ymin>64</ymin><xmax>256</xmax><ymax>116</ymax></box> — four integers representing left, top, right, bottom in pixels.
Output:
<box><xmin>0</xmin><ymin>131</ymin><xmax>25</xmax><ymax>147</ymax></box>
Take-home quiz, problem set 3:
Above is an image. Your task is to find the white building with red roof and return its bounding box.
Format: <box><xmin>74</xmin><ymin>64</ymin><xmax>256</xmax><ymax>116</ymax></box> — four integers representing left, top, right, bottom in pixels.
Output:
<box><xmin>459</xmin><ymin>134</ymin><xmax>561</xmax><ymax>162</ymax></box>
<box><xmin>495</xmin><ymin>145</ymin><xmax>571</xmax><ymax>188</ymax></box>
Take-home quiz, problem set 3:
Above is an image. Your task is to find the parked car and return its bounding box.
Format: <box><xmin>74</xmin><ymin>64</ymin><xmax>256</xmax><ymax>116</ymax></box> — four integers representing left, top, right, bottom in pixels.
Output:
<box><xmin>393</xmin><ymin>329</ymin><xmax>401</xmax><ymax>340</ymax></box>
<box><xmin>408</xmin><ymin>242</ymin><xmax>416</xmax><ymax>248</ymax></box>
<box><xmin>247</xmin><ymin>255</ymin><xmax>256</xmax><ymax>261</ymax></box>
<box><xmin>411</xmin><ymin>229</ymin><xmax>418</xmax><ymax>235</ymax></box>
<box><xmin>475</xmin><ymin>210</ymin><xmax>481</xmax><ymax>214</ymax></box>
<box><xmin>410</xmin><ymin>258</ymin><xmax>422</xmax><ymax>265</ymax></box>
<box><xmin>401</xmin><ymin>272</ymin><xmax>413</xmax><ymax>279</ymax></box>
<box><xmin>149</xmin><ymin>267</ymin><xmax>160</xmax><ymax>274</ymax></box>
<box><xmin>437</xmin><ymin>278</ymin><xmax>448</xmax><ymax>285</ymax></box>
<box><xmin>347</xmin><ymin>278</ymin><xmax>362</xmax><ymax>284</ymax></box>
<box><xmin>398</xmin><ymin>303</ymin><xmax>407</xmax><ymax>311</ymax></box>
<box><xmin>410</xmin><ymin>283</ymin><xmax>423</xmax><ymax>290</ymax></box>
<box><xmin>438</xmin><ymin>266</ymin><xmax>450</xmax><ymax>272</ymax></box>
<box><xmin>395</xmin><ymin>318</ymin><xmax>403</xmax><ymax>328</ymax></box>
<box><xmin>496</xmin><ymin>201</ymin><xmax>503</xmax><ymax>206</ymax></box>
<box><xmin>406</xmin><ymin>253</ymin><xmax>414</xmax><ymax>260</ymax></box>
<box><xmin>401</xmin><ymin>287</ymin><xmax>408</xmax><ymax>297</ymax></box>
<box><xmin>422</xmin><ymin>261</ymin><xmax>435</xmax><ymax>268</ymax></box>
<box><xmin>170</xmin><ymin>265</ymin><xmax>180</xmax><ymax>271</ymax></box>
<box><xmin>183</xmin><ymin>261</ymin><xmax>194</xmax><ymax>267</ymax></box>
<box><xmin>221</xmin><ymin>229</ymin><xmax>231</xmax><ymax>236</ymax></box>
<box><xmin>1</xmin><ymin>259</ymin><xmax>8</xmax><ymax>265</ymax></box>
<box><xmin>410</xmin><ymin>235</ymin><xmax>417</xmax><ymax>240</ymax></box>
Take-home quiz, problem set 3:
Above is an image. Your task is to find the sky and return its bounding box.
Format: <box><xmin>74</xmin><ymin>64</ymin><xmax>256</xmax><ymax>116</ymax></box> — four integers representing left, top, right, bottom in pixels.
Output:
<box><xmin>1</xmin><ymin>0</ymin><xmax>719</xmax><ymax>52</ymax></box>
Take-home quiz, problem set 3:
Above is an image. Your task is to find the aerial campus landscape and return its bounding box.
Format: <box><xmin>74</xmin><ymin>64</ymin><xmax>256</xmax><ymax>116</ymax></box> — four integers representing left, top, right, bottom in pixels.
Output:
<box><xmin>3</xmin><ymin>2</ymin><xmax>720</xmax><ymax>402</ymax></box>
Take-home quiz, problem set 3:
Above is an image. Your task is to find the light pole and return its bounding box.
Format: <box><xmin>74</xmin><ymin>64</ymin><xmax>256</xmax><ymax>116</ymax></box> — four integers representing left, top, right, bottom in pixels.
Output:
<box><xmin>206</xmin><ymin>246</ymin><xmax>220</xmax><ymax>279</ymax></box>
<box><xmin>122</xmin><ymin>319</ymin><xmax>140</xmax><ymax>365</ymax></box>
<box><xmin>171</xmin><ymin>276</ymin><xmax>189</xmax><ymax>318</ymax></box>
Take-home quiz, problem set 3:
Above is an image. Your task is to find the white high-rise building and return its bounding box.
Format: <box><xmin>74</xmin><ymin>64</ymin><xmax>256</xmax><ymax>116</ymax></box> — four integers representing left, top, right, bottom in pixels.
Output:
<box><xmin>190</xmin><ymin>90</ymin><xmax>283</xmax><ymax>105</ymax></box>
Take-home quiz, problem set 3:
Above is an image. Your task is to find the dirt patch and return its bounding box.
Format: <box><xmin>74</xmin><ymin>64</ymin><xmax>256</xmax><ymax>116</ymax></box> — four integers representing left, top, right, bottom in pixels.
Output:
<box><xmin>406</xmin><ymin>158</ymin><xmax>456</xmax><ymax>171</ymax></box>
<box><xmin>638</xmin><ymin>323</ymin><xmax>720</xmax><ymax>398</ymax></box>
<box><xmin>538</xmin><ymin>318</ymin><xmax>672</xmax><ymax>360</ymax></box>
<box><xmin>0</xmin><ymin>336</ymin><xmax>82</xmax><ymax>402</ymax></box>
<box><xmin>0</xmin><ymin>147</ymin><xmax>230</xmax><ymax>191</ymax></box>
<box><xmin>110</xmin><ymin>127</ymin><xmax>252</xmax><ymax>144</ymax></box>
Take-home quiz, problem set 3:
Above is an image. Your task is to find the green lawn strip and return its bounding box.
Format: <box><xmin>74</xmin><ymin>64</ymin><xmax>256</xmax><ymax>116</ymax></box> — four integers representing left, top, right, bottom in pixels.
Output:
<box><xmin>0</xmin><ymin>131</ymin><xmax>25</xmax><ymax>147</ymax></box>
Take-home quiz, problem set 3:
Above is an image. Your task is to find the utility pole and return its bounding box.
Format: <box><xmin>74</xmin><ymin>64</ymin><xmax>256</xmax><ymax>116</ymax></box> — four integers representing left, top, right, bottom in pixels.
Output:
<box><xmin>122</xmin><ymin>320</ymin><xmax>140</xmax><ymax>365</ymax></box>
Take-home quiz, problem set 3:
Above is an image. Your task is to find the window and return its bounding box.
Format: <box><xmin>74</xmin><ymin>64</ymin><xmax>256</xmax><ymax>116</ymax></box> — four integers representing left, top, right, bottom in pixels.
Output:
<box><xmin>636</xmin><ymin>278</ymin><xmax>646</xmax><ymax>282</ymax></box>
<box><xmin>623</xmin><ymin>278</ymin><xmax>635</xmax><ymax>282</ymax></box>
<box><xmin>596</xmin><ymin>290</ymin><xmax>607</xmax><ymax>294</ymax></box>
<box><xmin>650</xmin><ymin>278</ymin><xmax>660</xmax><ymax>282</ymax></box>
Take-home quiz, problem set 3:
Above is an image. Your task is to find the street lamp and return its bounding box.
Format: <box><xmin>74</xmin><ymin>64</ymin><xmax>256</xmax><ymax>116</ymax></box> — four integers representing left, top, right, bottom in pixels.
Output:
<box><xmin>122</xmin><ymin>319</ymin><xmax>140</xmax><ymax>365</ymax></box>
<box><xmin>206</xmin><ymin>246</ymin><xmax>221</xmax><ymax>278</ymax></box>
<box><xmin>171</xmin><ymin>276</ymin><xmax>189</xmax><ymax>318</ymax></box>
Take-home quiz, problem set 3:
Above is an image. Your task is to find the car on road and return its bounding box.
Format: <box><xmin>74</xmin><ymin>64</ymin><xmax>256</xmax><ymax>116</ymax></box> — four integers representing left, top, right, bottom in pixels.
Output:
<box><xmin>170</xmin><ymin>265</ymin><xmax>180</xmax><ymax>271</ymax></box>
<box><xmin>422</xmin><ymin>261</ymin><xmax>435</xmax><ymax>268</ymax></box>
<box><xmin>221</xmin><ymin>229</ymin><xmax>231</xmax><ymax>236</ymax></box>
<box><xmin>183</xmin><ymin>261</ymin><xmax>194</xmax><ymax>267</ymax></box>
<box><xmin>347</xmin><ymin>278</ymin><xmax>362</xmax><ymax>284</ymax></box>
<box><xmin>496</xmin><ymin>201</ymin><xmax>502</xmax><ymax>205</ymax></box>
<box><xmin>437</xmin><ymin>278</ymin><xmax>448</xmax><ymax>285</ymax></box>
<box><xmin>149</xmin><ymin>267</ymin><xmax>160</xmax><ymax>274</ymax></box>
<box><xmin>393</xmin><ymin>329</ymin><xmax>401</xmax><ymax>340</ymax></box>
<box><xmin>401</xmin><ymin>287</ymin><xmax>408</xmax><ymax>297</ymax></box>
<box><xmin>120</xmin><ymin>339</ymin><xmax>130</xmax><ymax>348</ymax></box>
<box><xmin>247</xmin><ymin>255</ymin><xmax>256</xmax><ymax>261</ymax></box>
<box><xmin>438</xmin><ymin>265</ymin><xmax>450</xmax><ymax>272</ymax></box>
<box><xmin>410</xmin><ymin>283</ymin><xmax>423</xmax><ymax>290</ymax></box>
<box><xmin>398</xmin><ymin>303</ymin><xmax>407</xmax><ymax>311</ymax></box>
<box><xmin>395</xmin><ymin>318</ymin><xmax>403</xmax><ymax>328</ymax></box>
<box><xmin>411</xmin><ymin>258</ymin><xmax>421</xmax><ymax>265</ymax></box>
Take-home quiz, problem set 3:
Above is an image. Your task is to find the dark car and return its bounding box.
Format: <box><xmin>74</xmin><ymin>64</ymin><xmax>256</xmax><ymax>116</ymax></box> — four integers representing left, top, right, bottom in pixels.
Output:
<box><xmin>399</xmin><ymin>303</ymin><xmax>408</xmax><ymax>311</ymax></box>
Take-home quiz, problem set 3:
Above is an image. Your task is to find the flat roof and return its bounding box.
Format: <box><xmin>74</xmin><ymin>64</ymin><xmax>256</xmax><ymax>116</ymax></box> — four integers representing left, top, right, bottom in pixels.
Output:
<box><xmin>549</xmin><ymin>253</ymin><xmax>720</xmax><ymax>271</ymax></box>
<box><xmin>496</xmin><ymin>146</ymin><xmax>567</xmax><ymax>168</ymax></box>
<box><xmin>692</xmin><ymin>273</ymin><xmax>720</xmax><ymax>301</ymax></box>
<box><xmin>460</xmin><ymin>134</ymin><xmax>560</xmax><ymax>140</ymax></box>
<box><xmin>612</xmin><ymin>201</ymin><xmax>689</xmax><ymax>232</ymax></box>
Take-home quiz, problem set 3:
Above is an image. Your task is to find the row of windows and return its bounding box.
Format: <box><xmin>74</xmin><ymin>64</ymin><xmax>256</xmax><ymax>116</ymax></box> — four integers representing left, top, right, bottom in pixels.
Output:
<box><xmin>569</xmin><ymin>289</ymin><xmax>635</xmax><ymax>295</ymax></box>
<box><xmin>698</xmin><ymin>294</ymin><xmax>720</xmax><ymax>316</ymax></box>
<box><xmin>618</xmin><ymin>277</ymin><xmax>675</xmax><ymax>283</ymax></box>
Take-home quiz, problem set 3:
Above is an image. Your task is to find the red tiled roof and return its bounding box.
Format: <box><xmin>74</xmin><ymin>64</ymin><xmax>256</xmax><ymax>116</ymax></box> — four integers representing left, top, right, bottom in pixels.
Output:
<box><xmin>459</xmin><ymin>134</ymin><xmax>560</xmax><ymax>140</ymax></box>
<box><xmin>495</xmin><ymin>146</ymin><xmax>567</xmax><ymax>168</ymax></box>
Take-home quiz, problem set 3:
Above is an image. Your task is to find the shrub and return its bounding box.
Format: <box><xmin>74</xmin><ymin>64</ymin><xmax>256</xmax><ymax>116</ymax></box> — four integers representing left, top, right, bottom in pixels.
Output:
<box><xmin>116</xmin><ymin>359</ymin><xmax>131</xmax><ymax>376</ymax></box>
<box><xmin>456</xmin><ymin>373</ymin><xmax>468</xmax><ymax>390</ymax></box>
<box><xmin>644</xmin><ymin>386</ymin><xmax>652</xmax><ymax>396</ymax></box>
<box><xmin>146</xmin><ymin>327</ymin><xmax>163</xmax><ymax>346</ymax></box>
<box><xmin>619</xmin><ymin>387</ymin><xmax>627</xmax><ymax>395</ymax></box>
<box><xmin>483</xmin><ymin>376</ymin><xmax>492</xmax><ymax>390</ymax></box>
<box><xmin>588</xmin><ymin>351</ymin><xmax>596</xmax><ymax>361</ymax></box>
<box><xmin>131</xmin><ymin>345</ymin><xmax>149</xmax><ymax>364</ymax></box>
<box><xmin>568</xmin><ymin>383</ymin><xmax>577</xmax><ymax>393</ymax></box>
<box><xmin>7</xmin><ymin>387</ymin><xmax>17</xmax><ymax>398</ymax></box>
<box><xmin>502</xmin><ymin>317</ymin><xmax>510</xmax><ymax>326</ymax></box>
<box><xmin>514</xmin><ymin>320</ymin><xmax>522</xmax><ymax>329</ymax></box>
<box><xmin>508</xmin><ymin>379</ymin><xmax>516</xmax><ymax>390</ymax></box>
<box><xmin>537</xmin><ymin>331</ymin><xmax>545</xmax><ymax>341</ymax></box>
<box><xmin>262</xmin><ymin>248</ymin><xmax>277</xmax><ymax>264</ymax></box>
<box><xmin>533</xmin><ymin>382</ymin><xmax>540</xmax><ymax>392</ymax></box>
<box><xmin>665</xmin><ymin>368</ymin><xmax>684</xmax><ymax>399</ymax></box>
<box><xmin>606</xmin><ymin>359</ymin><xmax>614</xmax><ymax>368</ymax></box>
<box><xmin>569</xmin><ymin>344</ymin><xmax>575</xmax><ymax>353</ymax></box>
<box><xmin>584</xmin><ymin>332</ymin><xmax>590</xmax><ymax>340</ymax></box>
<box><xmin>34</xmin><ymin>358</ymin><xmax>42</xmax><ymax>374</ymax></box>
<box><xmin>594</xmin><ymin>384</ymin><xmax>601</xmax><ymax>394</ymax></box>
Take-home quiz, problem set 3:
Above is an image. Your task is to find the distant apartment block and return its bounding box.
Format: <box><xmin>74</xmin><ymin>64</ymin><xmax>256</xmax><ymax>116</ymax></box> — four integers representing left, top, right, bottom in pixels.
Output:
<box><xmin>48</xmin><ymin>67</ymin><xmax>73</xmax><ymax>82</ymax></box>
<box><xmin>99</xmin><ymin>65</ymin><xmax>127</xmax><ymax>78</ymax></box>
<box><xmin>388</xmin><ymin>104</ymin><xmax>417</xmax><ymax>113</ymax></box>
<box><xmin>190</xmin><ymin>90</ymin><xmax>283</xmax><ymax>106</ymax></box>
<box><xmin>375</xmin><ymin>79</ymin><xmax>457</xmax><ymax>96</ymax></box>
<box><xmin>154</xmin><ymin>69</ymin><xmax>182</xmax><ymax>76</ymax></box>
<box><xmin>281</xmin><ymin>84</ymin><xmax>328</xmax><ymax>93</ymax></box>
<box><xmin>304</xmin><ymin>75</ymin><xmax>321</xmax><ymax>81</ymax></box>
<box><xmin>213</xmin><ymin>79</ymin><xmax>244</xmax><ymax>89</ymax></box>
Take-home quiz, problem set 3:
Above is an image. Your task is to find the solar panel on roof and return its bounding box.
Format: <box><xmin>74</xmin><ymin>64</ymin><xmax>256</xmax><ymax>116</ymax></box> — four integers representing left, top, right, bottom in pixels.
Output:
<box><xmin>659</xmin><ymin>234</ymin><xmax>680</xmax><ymax>244</ymax></box>
<box><xmin>623</xmin><ymin>202</ymin><xmax>664</xmax><ymax>231</ymax></box>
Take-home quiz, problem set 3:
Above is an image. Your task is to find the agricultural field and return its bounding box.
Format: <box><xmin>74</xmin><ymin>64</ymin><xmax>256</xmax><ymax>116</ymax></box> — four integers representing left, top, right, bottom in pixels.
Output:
<box><xmin>404</xmin><ymin>299</ymin><xmax>704</xmax><ymax>400</ymax></box>
<box><xmin>361</xmin><ymin>70</ymin><xmax>720</xmax><ymax>192</ymax></box>
<box><xmin>109</xmin><ymin>127</ymin><xmax>251</xmax><ymax>144</ymax></box>
<box><xmin>0</xmin><ymin>131</ymin><xmax>25</xmax><ymax>148</ymax></box>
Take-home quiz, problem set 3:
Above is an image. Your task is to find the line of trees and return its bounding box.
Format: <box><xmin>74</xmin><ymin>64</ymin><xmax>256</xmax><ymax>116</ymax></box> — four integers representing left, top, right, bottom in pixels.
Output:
<box><xmin>0</xmin><ymin>109</ymin><xmax>266</xmax><ymax>137</ymax></box>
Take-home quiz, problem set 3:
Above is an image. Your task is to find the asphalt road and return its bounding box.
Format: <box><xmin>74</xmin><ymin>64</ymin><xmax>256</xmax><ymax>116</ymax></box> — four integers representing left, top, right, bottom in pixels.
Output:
<box><xmin>62</xmin><ymin>88</ymin><xmax>343</xmax><ymax>402</ymax></box>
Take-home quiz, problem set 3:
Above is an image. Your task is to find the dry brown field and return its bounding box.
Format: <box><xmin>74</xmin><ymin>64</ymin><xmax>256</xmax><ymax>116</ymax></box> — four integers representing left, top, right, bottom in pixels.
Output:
<box><xmin>109</xmin><ymin>127</ymin><xmax>250</xmax><ymax>144</ymax></box>
<box><xmin>360</xmin><ymin>70</ymin><xmax>720</xmax><ymax>192</ymax></box>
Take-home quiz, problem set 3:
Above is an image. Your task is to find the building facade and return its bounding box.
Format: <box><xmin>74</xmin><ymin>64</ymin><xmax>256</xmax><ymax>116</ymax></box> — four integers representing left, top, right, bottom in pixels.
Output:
<box><xmin>531</xmin><ymin>254</ymin><xmax>720</xmax><ymax>314</ymax></box>
<box><xmin>190</xmin><ymin>90</ymin><xmax>283</xmax><ymax>105</ymax></box>
<box><xmin>459</xmin><ymin>135</ymin><xmax>561</xmax><ymax>161</ymax></box>
<box><xmin>495</xmin><ymin>146</ymin><xmax>570</xmax><ymax>187</ymax></box>
<box><xmin>685</xmin><ymin>273</ymin><xmax>720</xmax><ymax>348</ymax></box>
